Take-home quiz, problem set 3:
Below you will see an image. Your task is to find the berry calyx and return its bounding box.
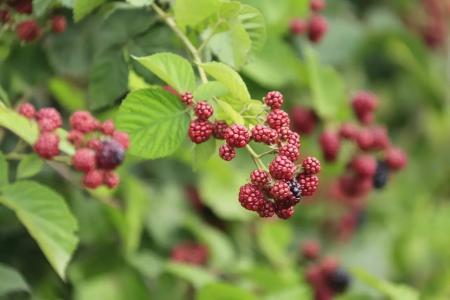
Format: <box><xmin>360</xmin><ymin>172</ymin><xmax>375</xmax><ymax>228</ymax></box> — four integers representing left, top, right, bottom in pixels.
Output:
<box><xmin>263</xmin><ymin>91</ymin><xmax>284</xmax><ymax>110</ymax></box>
<box><xmin>269</xmin><ymin>155</ymin><xmax>296</xmax><ymax>180</ymax></box>
<box><xmin>180</xmin><ymin>92</ymin><xmax>194</xmax><ymax>106</ymax></box>
<box><xmin>72</xmin><ymin>148</ymin><xmax>97</xmax><ymax>173</ymax></box>
<box><xmin>297</xmin><ymin>173</ymin><xmax>319</xmax><ymax>196</ymax></box>
<box><xmin>194</xmin><ymin>101</ymin><xmax>214</xmax><ymax>120</ymax></box>
<box><xmin>250</xmin><ymin>169</ymin><xmax>270</xmax><ymax>188</ymax></box>
<box><xmin>219</xmin><ymin>144</ymin><xmax>236</xmax><ymax>161</ymax></box>
<box><xmin>267</xmin><ymin>109</ymin><xmax>290</xmax><ymax>130</ymax></box>
<box><xmin>188</xmin><ymin>119</ymin><xmax>213</xmax><ymax>144</ymax></box>
<box><xmin>251</xmin><ymin>125</ymin><xmax>278</xmax><ymax>145</ymax></box>
<box><xmin>302</xmin><ymin>156</ymin><xmax>321</xmax><ymax>175</ymax></box>
<box><xmin>96</xmin><ymin>140</ymin><xmax>125</xmax><ymax>170</ymax></box>
<box><xmin>308</xmin><ymin>15</ymin><xmax>328</xmax><ymax>43</ymax></box>
<box><xmin>225</xmin><ymin>124</ymin><xmax>250</xmax><ymax>148</ymax></box>
<box><xmin>238</xmin><ymin>183</ymin><xmax>265</xmax><ymax>211</ymax></box>
<box><xmin>18</xmin><ymin>103</ymin><xmax>36</xmax><ymax>119</ymax></box>
<box><xmin>34</xmin><ymin>132</ymin><xmax>60</xmax><ymax>159</ymax></box>
<box><xmin>83</xmin><ymin>170</ymin><xmax>104</xmax><ymax>189</ymax></box>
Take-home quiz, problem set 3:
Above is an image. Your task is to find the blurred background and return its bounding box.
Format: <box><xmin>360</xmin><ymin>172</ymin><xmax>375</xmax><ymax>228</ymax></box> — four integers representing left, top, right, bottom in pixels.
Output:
<box><xmin>1</xmin><ymin>0</ymin><xmax>450</xmax><ymax>299</ymax></box>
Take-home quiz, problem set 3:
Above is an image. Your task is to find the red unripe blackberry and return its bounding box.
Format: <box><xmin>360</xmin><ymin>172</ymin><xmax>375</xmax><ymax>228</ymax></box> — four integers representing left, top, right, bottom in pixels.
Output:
<box><xmin>51</xmin><ymin>15</ymin><xmax>67</xmax><ymax>33</ymax></box>
<box><xmin>18</xmin><ymin>102</ymin><xmax>36</xmax><ymax>119</ymax></box>
<box><xmin>12</xmin><ymin>0</ymin><xmax>32</xmax><ymax>14</ymax></box>
<box><xmin>270</xmin><ymin>180</ymin><xmax>292</xmax><ymax>201</ymax></box>
<box><xmin>289</xmin><ymin>18</ymin><xmax>307</xmax><ymax>35</ymax></box>
<box><xmin>104</xmin><ymin>171</ymin><xmax>120</xmax><ymax>189</ymax></box>
<box><xmin>297</xmin><ymin>173</ymin><xmax>319</xmax><ymax>196</ymax></box>
<box><xmin>302</xmin><ymin>156</ymin><xmax>321</xmax><ymax>175</ymax></box>
<box><xmin>319</xmin><ymin>130</ymin><xmax>341</xmax><ymax>162</ymax></box>
<box><xmin>275</xmin><ymin>206</ymin><xmax>294</xmax><ymax>219</ymax></box>
<box><xmin>101</xmin><ymin>120</ymin><xmax>115</xmax><ymax>135</ymax></box>
<box><xmin>219</xmin><ymin>144</ymin><xmax>236</xmax><ymax>161</ymax></box>
<box><xmin>34</xmin><ymin>132</ymin><xmax>60</xmax><ymax>159</ymax></box>
<box><xmin>188</xmin><ymin>119</ymin><xmax>213</xmax><ymax>144</ymax></box>
<box><xmin>87</xmin><ymin>139</ymin><xmax>102</xmax><ymax>151</ymax></box>
<box><xmin>194</xmin><ymin>101</ymin><xmax>214</xmax><ymax>120</ymax></box>
<box><xmin>290</xmin><ymin>106</ymin><xmax>318</xmax><ymax>135</ymax></box>
<box><xmin>267</xmin><ymin>109</ymin><xmax>290</xmax><ymax>130</ymax></box>
<box><xmin>224</xmin><ymin>124</ymin><xmax>250</xmax><ymax>148</ymax></box>
<box><xmin>213</xmin><ymin>120</ymin><xmax>228</xmax><ymax>139</ymax></box>
<box><xmin>250</xmin><ymin>169</ymin><xmax>270</xmax><ymax>188</ymax></box>
<box><xmin>351</xmin><ymin>155</ymin><xmax>377</xmax><ymax>177</ymax></box>
<box><xmin>305</xmin><ymin>265</ymin><xmax>322</xmax><ymax>285</ymax></box>
<box><xmin>320</xmin><ymin>257</ymin><xmax>339</xmax><ymax>275</ymax></box>
<box><xmin>257</xmin><ymin>201</ymin><xmax>275</xmax><ymax>218</ymax></box>
<box><xmin>370</xmin><ymin>126</ymin><xmax>389</xmax><ymax>150</ymax></box>
<box><xmin>338</xmin><ymin>122</ymin><xmax>358</xmax><ymax>140</ymax></box>
<box><xmin>16</xmin><ymin>20</ymin><xmax>40</xmax><ymax>42</ymax></box>
<box><xmin>263</xmin><ymin>91</ymin><xmax>284</xmax><ymax>110</ymax></box>
<box><xmin>279</xmin><ymin>143</ymin><xmax>299</xmax><ymax>162</ymax></box>
<box><xmin>36</xmin><ymin>107</ymin><xmax>62</xmax><ymax>132</ymax></box>
<box><xmin>180</xmin><ymin>92</ymin><xmax>193</xmax><ymax>106</ymax></box>
<box><xmin>238</xmin><ymin>183</ymin><xmax>265</xmax><ymax>211</ymax></box>
<box><xmin>385</xmin><ymin>147</ymin><xmax>407</xmax><ymax>171</ymax></box>
<box><xmin>0</xmin><ymin>9</ymin><xmax>11</xmax><ymax>24</ymax></box>
<box><xmin>308</xmin><ymin>15</ymin><xmax>328</xmax><ymax>43</ymax></box>
<box><xmin>171</xmin><ymin>243</ymin><xmax>208</xmax><ymax>265</ymax></box>
<box><xmin>113</xmin><ymin>131</ymin><xmax>130</xmax><ymax>149</ymax></box>
<box><xmin>67</xmin><ymin>130</ymin><xmax>84</xmax><ymax>147</ymax></box>
<box><xmin>251</xmin><ymin>125</ymin><xmax>278</xmax><ymax>145</ymax></box>
<box><xmin>302</xmin><ymin>240</ymin><xmax>321</xmax><ymax>260</ymax></box>
<box><xmin>310</xmin><ymin>0</ymin><xmax>326</xmax><ymax>12</ymax></box>
<box><xmin>83</xmin><ymin>170</ymin><xmax>104</xmax><ymax>189</ymax></box>
<box><xmin>96</xmin><ymin>139</ymin><xmax>125</xmax><ymax>170</ymax></box>
<box><xmin>72</xmin><ymin>148</ymin><xmax>97</xmax><ymax>173</ymax></box>
<box><xmin>356</xmin><ymin>129</ymin><xmax>375</xmax><ymax>151</ymax></box>
<box><xmin>352</xmin><ymin>91</ymin><xmax>378</xmax><ymax>124</ymax></box>
<box><xmin>70</xmin><ymin>111</ymin><xmax>98</xmax><ymax>133</ymax></box>
<box><xmin>269</xmin><ymin>155</ymin><xmax>296</xmax><ymax>180</ymax></box>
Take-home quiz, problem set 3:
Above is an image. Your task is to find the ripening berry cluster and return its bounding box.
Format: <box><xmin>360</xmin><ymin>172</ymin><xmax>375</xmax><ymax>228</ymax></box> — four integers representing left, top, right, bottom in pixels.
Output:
<box><xmin>170</xmin><ymin>242</ymin><xmax>209</xmax><ymax>266</ymax></box>
<box><xmin>180</xmin><ymin>90</ymin><xmax>321</xmax><ymax>219</ymax></box>
<box><xmin>289</xmin><ymin>0</ymin><xmax>328</xmax><ymax>43</ymax></box>
<box><xmin>301</xmin><ymin>240</ymin><xmax>351</xmax><ymax>300</ymax></box>
<box><xmin>18</xmin><ymin>103</ymin><xmax>129</xmax><ymax>189</ymax></box>
<box><xmin>0</xmin><ymin>0</ymin><xmax>66</xmax><ymax>43</ymax></box>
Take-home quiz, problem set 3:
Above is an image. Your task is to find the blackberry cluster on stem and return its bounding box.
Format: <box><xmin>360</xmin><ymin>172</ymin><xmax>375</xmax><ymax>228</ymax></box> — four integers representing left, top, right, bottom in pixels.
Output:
<box><xmin>289</xmin><ymin>0</ymin><xmax>328</xmax><ymax>43</ymax></box>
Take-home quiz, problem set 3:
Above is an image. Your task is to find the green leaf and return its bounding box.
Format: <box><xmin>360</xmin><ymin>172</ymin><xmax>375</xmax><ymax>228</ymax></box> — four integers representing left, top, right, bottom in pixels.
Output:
<box><xmin>0</xmin><ymin>263</ymin><xmax>29</xmax><ymax>296</ymax></box>
<box><xmin>238</xmin><ymin>4</ymin><xmax>266</xmax><ymax>55</ymax></box>
<box><xmin>49</xmin><ymin>77</ymin><xmax>86</xmax><ymax>111</ymax></box>
<box><xmin>196</xmin><ymin>283</ymin><xmax>256</xmax><ymax>300</ymax></box>
<box><xmin>257</xmin><ymin>222</ymin><xmax>293</xmax><ymax>266</ymax></box>
<box><xmin>0</xmin><ymin>85</ymin><xmax>10</xmax><ymax>107</ymax></box>
<box><xmin>126</xmin><ymin>0</ymin><xmax>153</xmax><ymax>6</ymax></box>
<box><xmin>194</xmin><ymin>81</ymin><xmax>229</xmax><ymax>100</ymax></box>
<box><xmin>216</xmin><ymin>99</ymin><xmax>245</xmax><ymax>125</ymax></box>
<box><xmin>165</xmin><ymin>262</ymin><xmax>216</xmax><ymax>289</ymax></box>
<box><xmin>174</xmin><ymin>0</ymin><xmax>221</xmax><ymax>29</ymax></box>
<box><xmin>133</xmin><ymin>52</ymin><xmax>196</xmax><ymax>93</ymax></box>
<box><xmin>0</xmin><ymin>153</ymin><xmax>8</xmax><ymax>188</ymax></box>
<box><xmin>128</xmin><ymin>250</ymin><xmax>163</xmax><ymax>279</ymax></box>
<box><xmin>193</xmin><ymin>139</ymin><xmax>216</xmax><ymax>170</ymax></box>
<box><xmin>89</xmin><ymin>49</ymin><xmax>128</xmax><ymax>110</ymax></box>
<box><xmin>16</xmin><ymin>154</ymin><xmax>44</xmax><ymax>179</ymax></box>
<box><xmin>0</xmin><ymin>106</ymin><xmax>39</xmax><ymax>145</ymax></box>
<box><xmin>0</xmin><ymin>181</ymin><xmax>79</xmax><ymax>279</ymax></box>
<box><xmin>33</xmin><ymin>0</ymin><xmax>54</xmax><ymax>16</ymax></box>
<box><xmin>200</xmin><ymin>62</ymin><xmax>251</xmax><ymax>102</ymax></box>
<box><xmin>74</xmin><ymin>0</ymin><xmax>106</xmax><ymax>22</ymax></box>
<box><xmin>116</xmin><ymin>88</ymin><xmax>190</xmax><ymax>159</ymax></box>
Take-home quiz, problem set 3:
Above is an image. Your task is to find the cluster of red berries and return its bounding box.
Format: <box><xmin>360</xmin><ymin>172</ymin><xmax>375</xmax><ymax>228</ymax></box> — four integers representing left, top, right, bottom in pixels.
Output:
<box><xmin>181</xmin><ymin>90</ymin><xmax>321</xmax><ymax>219</ymax></box>
<box><xmin>0</xmin><ymin>0</ymin><xmax>66</xmax><ymax>43</ymax></box>
<box><xmin>289</xmin><ymin>0</ymin><xmax>328</xmax><ymax>43</ymax></box>
<box><xmin>301</xmin><ymin>240</ymin><xmax>351</xmax><ymax>300</ymax></box>
<box><xmin>170</xmin><ymin>242</ymin><xmax>208</xmax><ymax>266</ymax></box>
<box><xmin>18</xmin><ymin>103</ymin><xmax>129</xmax><ymax>189</ymax></box>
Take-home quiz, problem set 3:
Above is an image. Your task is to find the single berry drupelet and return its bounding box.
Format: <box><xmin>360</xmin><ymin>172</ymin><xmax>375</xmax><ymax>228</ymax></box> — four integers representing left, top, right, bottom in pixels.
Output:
<box><xmin>302</xmin><ymin>156</ymin><xmax>321</xmax><ymax>175</ymax></box>
<box><xmin>287</xmin><ymin>179</ymin><xmax>302</xmax><ymax>199</ymax></box>
<box><xmin>373</xmin><ymin>160</ymin><xmax>389</xmax><ymax>189</ymax></box>
<box><xmin>16</xmin><ymin>20</ymin><xmax>40</xmax><ymax>42</ymax></box>
<box><xmin>113</xmin><ymin>131</ymin><xmax>130</xmax><ymax>149</ymax></box>
<box><xmin>267</xmin><ymin>109</ymin><xmax>290</xmax><ymax>130</ymax></box>
<box><xmin>213</xmin><ymin>121</ymin><xmax>228</xmax><ymax>139</ymax></box>
<box><xmin>319</xmin><ymin>130</ymin><xmax>341</xmax><ymax>162</ymax></box>
<box><xmin>290</xmin><ymin>106</ymin><xmax>318</xmax><ymax>135</ymax></box>
<box><xmin>70</xmin><ymin>111</ymin><xmax>98</xmax><ymax>133</ymax></box>
<box><xmin>34</xmin><ymin>132</ymin><xmax>60</xmax><ymax>159</ymax></box>
<box><xmin>264</xmin><ymin>91</ymin><xmax>284</xmax><ymax>110</ymax></box>
<box><xmin>351</xmin><ymin>155</ymin><xmax>377</xmax><ymax>178</ymax></box>
<box><xmin>250</xmin><ymin>169</ymin><xmax>270</xmax><ymax>188</ymax></box>
<box><xmin>385</xmin><ymin>147</ymin><xmax>407</xmax><ymax>171</ymax></box>
<box><xmin>279</xmin><ymin>143</ymin><xmax>299</xmax><ymax>162</ymax></box>
<box><xmin>326</xmin><ymin>268</ymin><xmax>351</xmax><ymax>294</ymax></box>
<box><xmin>51</xmin><ymin>15</ymin><xmax>67</xmax><ymax>33</ymax></box>
<box><xmin>83</xmin><ymin>170</ymin><xmax>104</xmax><ymax>189</ymax></box>
<box><xmin>96</xmin><ymin>140</ymin><xmax>125</xmax><ymax>170</ymax></box>
<box><xmin>103</xmin><ymin>171</ymin><xmax>120</xmax><ymax>189</ymax></box>
<box><xmin>269</xmin><ymin>155</ymin><xmax>296</xmax><ymax>180</ymax></box>
<box><xmin>72</xmin><ymin>148</ymin><xmax>97</xmax><ymax>173</ymax></box>
<box><xmin>310</xmin><ymin>0</ymin><xmax>326</xmax><ymax>12</ymax></box>
<box><xmin>308</xmin><ymin>15</ymin><xmax>328</xmax><ymax>43</ymax></box>
<box><xmin>301</xmin><ymin>240</ymin><xmax>320</xmax><ymax>260</ymax></box>
<box><xmin>180</xmin><ymin>92</ymin><xmax>194</xmax><ymax>106</ymax></box>
<box><xmin>219</xmin><ymin>144</ymin><xmax>236</xmax><ymax>161</ymax></box>
<box><xmin>270</xmin><ymin>181</ymin><xmax>292</xmax><ymax>201</ymax></box>
<box><xmin>257</xmin><ymin>201</ymin><xmax>275</xmax><ymax>218</ymax></box>
<box><xmin>238</xmin><ymin>183</ymin><xmax>265</xmax><ymax>211</ymax></box>
<box><xmin>194</xmin><ymin>101</ymin><xmax>214</xmax><ymax>120</ymax></box>
<box><xmin>225</xmin><ymin>124</ymin><xmax>250</xmax><ymax>148</ymax></box>
<box><xmin>189</xmin><ymin>119</ymin><xmax>214</xmax><ymax>144</ymax></box>
<box><xmin>297</xmin><ymin>173</ymin><xmax>319</xmax><ymax>196</ymax></box>
<box><xmin>36</xmin><ymin>107</ymin><xmax>62</xmax><ymax>132</ymax></box>
<box><xmin>251</xmin><ymin>125</ymin><xmax>278</xmax><ymax>145</ymax></box>
<box><xmin>18</xmin><ymin>103</ymin><xmax>36</xmax><ymax>119</ymax></box>
<box><xmin>275</xmin><ymin>206</ymin><xmax>295</xmax><ymax>219</ymax></box>
<box><xmin>289</xmin><ymin>18</ymin><xmax>307</xmax><ymax>35</ymax></box>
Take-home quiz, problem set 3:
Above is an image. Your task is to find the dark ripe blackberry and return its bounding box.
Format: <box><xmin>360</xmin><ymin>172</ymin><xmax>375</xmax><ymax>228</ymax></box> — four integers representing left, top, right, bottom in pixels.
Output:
<box><xmin>327</xmin><ymin>268</ymin><xmax>351</xmax><ymax>294</ymax></box>
<box><xmin>287</xmin><ymin>180</ymin><xmax>302</xmax><ymax>199</ymax></box>
<box><xmin>96</xmin><ymin>139</ymin><xmax>125</xmax><ymax>170</ymax></box>
<box><xmin>373</xmin><ymin>160</ymin><xmax>389</xmax><ymax>189</ymax></box>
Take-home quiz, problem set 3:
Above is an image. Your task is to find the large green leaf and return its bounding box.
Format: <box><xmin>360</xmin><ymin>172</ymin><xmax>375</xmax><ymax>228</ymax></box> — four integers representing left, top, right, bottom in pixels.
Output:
<box><xmin>16</xmin><ymin>154</ymin><xmax>44</xmax><ymax>179</ymax></box>
<box><xmin>238</xmin><ymin>4</ymin><xmax>266</xmax><ymax>55</ymax></box>
<box><xmin>133</xmin><ymin>53</ymin><xmax>196</xmax><ymax>93</ymax></box>
<box><xmin>200</xmin><ymin>62</ymin><xmax>251</xmax><ymax>102</ymax></box>
<box><xmin>0</xmin><ymin>263</ymin><xmax>29</xmax><ymax>297</ymax></box>
<box><xmin>196</xmin><ymin>283</ymin><xmax>256</xmax><ymax>300</ymax></box>
<box><xmin>174</xmin><ymin>0</ymin><xmax>221</xmax><ymax>29</ymax></box>
<box><xmin>0</xmin><ymin>106</ymin><xmax>39</xmax><ymax>144</ymax></box>
<box><xmin>74</xmin><ymin>0</ymin><xmax>105</xmax><ymax>22</ymax></box>
<box><xmin>0</xmin><ymin>153</ymin><xmax>8</xmax><ymax>188</ymax></box>
<box><xmin>0</xmin><ymin>181</ymin><xmax>79</xmax><ymax>279</ymax></box>
<box><xmin>194</xmin><ymin>81</ymin><xmax>229</xmax><ymax>100</ymax></box>
<box><xmin>49</xmin><ymin>77</ymin><xmax>86</xmax><ymax>111</ymax></box>
<box><xmin>116</xmin><ymin>88</ymin><xmax>190</xmax><ymax>159</ymax></box>
<box><xmin>257</xmin><ymin>222</ymin><xmax>293</xmax><ymax>266</ymax></box>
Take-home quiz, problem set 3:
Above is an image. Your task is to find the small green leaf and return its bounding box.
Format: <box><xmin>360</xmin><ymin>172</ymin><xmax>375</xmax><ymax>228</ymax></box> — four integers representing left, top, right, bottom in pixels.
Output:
<box><xmin>200</xmin><ymin>62</ymin><xmax>251</xmax><ymax>102</ymax></box>
<box><xmin>257</xmin><ymin>222</ymin><xmax>293</xmax><ymax>266</ymax></box>
<box><xmin>0</xmin><ymin>153</ymin><xmax>8</xmax><ymax>188</ymax></box>
<box><xmin>126</xmin><ymin>0</ymin><xmax>153</xmax><ymax>6</ymax></box>
<box><xmin>116</xmin><ymin>88</ymin><xmax>190</xmax><ymax>159</ymax></box>
<box><xmin>216</xmin><ymin>100</ymin><xmax>245</xmax><ymax>125</ymax></box>
<box><xmin>0</xmin><ymin>181</ymin><xmax>79</xmax><ymax>279</ymax></box>
<box><xmin>193</xmin><ymin>139</ymin><xmax>216</xmax><ymax>170</ymax></box>
<box><xmin>196</xmin><ymin>283</ymin><xmax>257</xmax><ymax>300</ymax></box>
<box><xmin>194</xmin><ymin>81</ymin><xmax>229</xmax><ymax>100</ymax></box>
<box><xmin>174</xmin><ymin>0</ymin><xmax>221</xmax><ymax>29</ymax></box>
<box><xmin>33</xmin><ymin>0</ymin><xmax>54</xmax><ymax>16</ymax></box>
<box><xmin>133</xmin><ymin>52</ymin><xmax>196</xmax><ymax>93</ymax></box>
<box><xmin>165</xmin><ymin>262</ymin><xmax>216</xmax><ymax>288</ymax></box>
<box><xmin>0</xmin><ymin>106</ymin><xmax>39</xmax><ymax>145</ymax></box>
<box><xmin>49</xmin><ymin>77</ymin><xmax>86</xmax><ymax>111</ymax></box>
<box><xmin>74</xmin><ymin>0</ymin><xmax>105</xmax><ymax>22</ymax></box>
<box><xmin>0</xmin><ymin>263</ymin><xmax>29</xmax><ymax>296</ymax></box>
<box><xmin>16</xmin><ymin>154</ymin><xmax>44</xmax><ymax>179</ymax></box>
